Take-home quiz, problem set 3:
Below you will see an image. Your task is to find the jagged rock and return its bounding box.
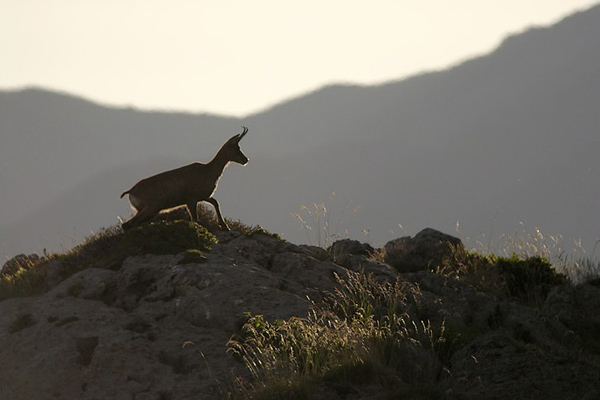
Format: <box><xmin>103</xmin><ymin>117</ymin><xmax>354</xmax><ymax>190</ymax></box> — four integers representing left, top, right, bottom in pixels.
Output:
<box><xmin>384</xmin><ymin>227</ymin><xmax>466</xmax><ymax>272</ymax></box>
<box><xmin>339</xmin><ymin>256</ymin><xmax>397</xmax><ymax>282</ymax></box>
<box><xmin>327</xmin><ymin>239</ymin><xmax>396</xmax><ymax>281</ymax></box>
<box><xmin>329</xmin><ymin>239</ymin><xmax>375</xmax><ymax>257</ymax></box>
<box><xmin>298</xmin><ymin>244</ymin><xmax>331</xmax><ymax>261</ymax></box>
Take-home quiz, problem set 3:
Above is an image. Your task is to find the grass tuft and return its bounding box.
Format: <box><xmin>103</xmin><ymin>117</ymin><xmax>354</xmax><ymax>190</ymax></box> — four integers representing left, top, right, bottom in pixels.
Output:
<box><xmin>228</xmin><ymin>270</ymin><xmax>448</xmax><ymax>399</ymax></box>
<box><xmin>292</xmin><ymin>193</ymin><xmax>361</xmax><ymax>248</ymax></box>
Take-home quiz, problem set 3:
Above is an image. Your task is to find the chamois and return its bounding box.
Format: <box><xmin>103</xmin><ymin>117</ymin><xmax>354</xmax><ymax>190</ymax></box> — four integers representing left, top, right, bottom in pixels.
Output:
<box><xmin>120</xmin><ymin>127</ymin><xmax>249</xmax><ymax>231</ymax></box>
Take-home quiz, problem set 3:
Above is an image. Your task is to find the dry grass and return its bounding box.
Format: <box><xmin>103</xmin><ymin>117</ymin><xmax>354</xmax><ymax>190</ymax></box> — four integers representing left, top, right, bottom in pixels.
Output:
<box><xmin>460</xmin><ymin>223</ymin><xmax>600</xmax><ymax>284</ymax></box>
<box><xmin>292</xmin><ymin>193</ymin><xmax>361</xmax><ymax>248</ymax></box>
<box><xmin>227</xmin><ymin>271</ymin><xmax>448</xmax><ymax>399</ymax></box>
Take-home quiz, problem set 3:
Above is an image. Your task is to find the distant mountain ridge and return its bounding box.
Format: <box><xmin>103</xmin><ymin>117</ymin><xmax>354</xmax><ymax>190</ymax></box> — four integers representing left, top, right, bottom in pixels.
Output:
<box><xmin>1</xmin><ymin>4</ymin><xmax>599</xmax><ymax>259</ymax></box>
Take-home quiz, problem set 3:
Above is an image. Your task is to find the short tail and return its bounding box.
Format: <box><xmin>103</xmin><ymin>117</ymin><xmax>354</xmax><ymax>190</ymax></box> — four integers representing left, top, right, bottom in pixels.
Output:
<box><xmin>120</xmin><ymin>190</ymin><xmax>130</xmax><ymax>199</ymax></box>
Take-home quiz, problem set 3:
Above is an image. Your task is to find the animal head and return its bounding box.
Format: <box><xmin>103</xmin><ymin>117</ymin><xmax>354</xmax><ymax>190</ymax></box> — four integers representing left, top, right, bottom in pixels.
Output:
<box><xmin>225</xmin><ymin>126</ymin><xmax>249</xmax><ymax>165</ymax></box>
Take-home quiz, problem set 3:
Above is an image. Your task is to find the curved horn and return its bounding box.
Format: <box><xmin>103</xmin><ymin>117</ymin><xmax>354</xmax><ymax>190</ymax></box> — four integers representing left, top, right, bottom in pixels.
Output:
<box><xmin>239</xmin><ymin>126</ymin><xmax>249</xmax><ymax>140</ymax></box>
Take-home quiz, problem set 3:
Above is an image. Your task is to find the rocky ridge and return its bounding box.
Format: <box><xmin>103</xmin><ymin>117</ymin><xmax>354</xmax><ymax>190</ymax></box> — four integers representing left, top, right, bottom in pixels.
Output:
<box><xmin>1</xmin><ymin>226</ymin><xmax>599</xmax><ymax>400</ymax></box>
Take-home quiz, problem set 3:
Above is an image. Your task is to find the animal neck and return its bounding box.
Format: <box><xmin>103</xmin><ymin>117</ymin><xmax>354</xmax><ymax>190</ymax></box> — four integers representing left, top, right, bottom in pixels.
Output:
<box><xmin>207</xmin><ymin>146</ymin><xmax>231</xmax><ymax>179</ymax></box>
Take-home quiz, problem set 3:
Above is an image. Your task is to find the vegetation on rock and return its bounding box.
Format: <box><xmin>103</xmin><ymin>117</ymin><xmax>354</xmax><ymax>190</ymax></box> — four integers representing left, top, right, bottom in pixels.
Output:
<box><xmin>0</xmin><ymin>218</ymin><xmax>216</xmax><ymax>300</ymax></box>
<box><xmin>1</xmin><ymin>212</ymin><xmax>599</xmax><ymax>400</ymax></box>
<box><xmin>228</xmin><ymin>271</ymin><xmax>449</xmax><ymax>399</ymax></box>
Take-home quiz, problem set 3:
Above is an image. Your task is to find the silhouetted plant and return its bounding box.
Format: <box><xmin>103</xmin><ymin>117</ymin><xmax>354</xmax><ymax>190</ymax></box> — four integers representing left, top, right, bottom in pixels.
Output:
<box><xmin>496</xmin><ymin>255</ymin><xmax>566</xmax><ymax>306</ymax></box>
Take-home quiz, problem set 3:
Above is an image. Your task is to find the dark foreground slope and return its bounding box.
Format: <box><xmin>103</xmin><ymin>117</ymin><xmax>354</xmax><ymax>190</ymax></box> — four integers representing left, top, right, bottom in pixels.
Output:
<box><xmin>1</xmin><ymin>217</ymin><xmax>599</xmax><ymax>400</ymax></box>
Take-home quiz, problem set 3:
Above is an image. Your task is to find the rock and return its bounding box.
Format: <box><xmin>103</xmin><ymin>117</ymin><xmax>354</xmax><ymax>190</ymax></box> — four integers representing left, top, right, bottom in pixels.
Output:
<box><xmin>329</xmin><ymin>239</ymin><xmax>375</xmax><ymax>257</ymax></box>
<box><xmin>0</xmin><ymin>233</ymin><xmax>343</xmax><ymax>400</ymax></box>
<box><xmin>443</xmin><ymin>330</ymin><xmax>600</xmax><ymax>400</ymax></box>
<box><xmin>400</xmin><ymin>271</ymin><xmax>600</xmax><ymax>400</ymax></box>
<box><xmin>1</xmin><ymin>227</ymin><xmax>598</xmax><ymax>400</ymax></box>
<box><xmin>542</xmin><ymin>282</ymin><xmax>600</xmax><ymax>352</ymax></box>
<box><xmin>384</xmin><ymin>227</ymin><xmax>466</xmax><ymax>272</ymax></box>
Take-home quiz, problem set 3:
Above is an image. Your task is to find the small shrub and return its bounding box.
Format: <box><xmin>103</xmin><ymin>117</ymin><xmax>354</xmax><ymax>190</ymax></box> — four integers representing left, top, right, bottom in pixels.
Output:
<box><xmin>496</xmin><ymin>255</ymin><xmax>566</xmax><ymax>306</ymax></box>
<box><xmin>451</xmin><ymin>253</ymin><xmax>567</xmax><ymax>306</ymax></box>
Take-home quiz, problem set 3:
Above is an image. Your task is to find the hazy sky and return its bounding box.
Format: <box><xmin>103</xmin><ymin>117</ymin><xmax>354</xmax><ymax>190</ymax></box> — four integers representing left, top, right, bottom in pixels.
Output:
<box><xmin>1</xmin><ymin>0</ymin><xmax>598</xmax><ymax>116</ymax></box>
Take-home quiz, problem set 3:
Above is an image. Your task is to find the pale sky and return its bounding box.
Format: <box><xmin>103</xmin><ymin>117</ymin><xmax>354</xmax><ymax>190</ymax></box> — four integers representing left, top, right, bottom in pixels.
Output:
<box><xmin>1</xmin><ymin>0</ymin><xmax>598</xmax><ymax>116</ymax></box>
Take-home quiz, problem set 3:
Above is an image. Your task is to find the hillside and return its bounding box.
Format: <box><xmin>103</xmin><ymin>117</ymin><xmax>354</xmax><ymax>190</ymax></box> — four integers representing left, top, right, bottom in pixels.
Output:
<box><xmin>1</xmin><ymin>216</ymin><xmax>599</xmax><ymax>399</ymax></box>
<box><xmin>1</xmin><ymin>5</ymin><xmax>600</xmax><ymax>260</ymax></box>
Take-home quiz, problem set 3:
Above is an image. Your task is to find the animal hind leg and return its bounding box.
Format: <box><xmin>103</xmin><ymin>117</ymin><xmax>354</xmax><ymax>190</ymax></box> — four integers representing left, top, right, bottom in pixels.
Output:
<box><xmin>206</xmin><ymin>197</ymin><xmax>229</xmax><ymax>231</ymax></box>
<box><xmin>122</xmin><ymin>208</ymin><xmax>158</xmax><ymax>231</ymax></box>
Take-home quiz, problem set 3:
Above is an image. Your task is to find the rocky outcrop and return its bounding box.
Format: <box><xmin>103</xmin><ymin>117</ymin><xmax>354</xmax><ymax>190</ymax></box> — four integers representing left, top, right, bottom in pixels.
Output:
<box><xmin>384</xmin><ymin>227</ymin><xmax>466</xmax><ymax>272</ymax></box>
<box><xmin>1</xmin><ymin>228</ymin><xmax>599</xmax><ymax>400</ymax></box>
<box><xmin>0</xmin><ymin>231</ymin><xmax>343</xmax><ymax>400</ymax></box>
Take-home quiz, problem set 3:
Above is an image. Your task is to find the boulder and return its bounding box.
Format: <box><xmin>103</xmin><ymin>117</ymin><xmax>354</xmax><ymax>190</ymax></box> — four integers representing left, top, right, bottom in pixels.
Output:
<box><xmin>328</xmin><ymin>239</ymin><xmax>375</xmax><ymax>257</ymax></box>
<box><xmin>384</xmin><ymin>227</ymin><xmax>466</xmax><ymax>272</ymax></box>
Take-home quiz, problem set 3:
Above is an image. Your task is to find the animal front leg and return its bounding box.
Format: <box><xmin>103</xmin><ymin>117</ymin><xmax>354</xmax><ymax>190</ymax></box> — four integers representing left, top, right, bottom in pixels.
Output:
<box><xmin>206</xmin><ymin>197</ymin><xmax>230</xmax><ymax>231</ymax></box>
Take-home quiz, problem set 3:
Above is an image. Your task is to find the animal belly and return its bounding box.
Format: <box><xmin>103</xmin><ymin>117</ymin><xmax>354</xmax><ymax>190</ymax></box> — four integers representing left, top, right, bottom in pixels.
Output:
<box><xmin>160</xmin><ymin>193</ymin><xmax>187</xmax><ymax>209</ymax></box>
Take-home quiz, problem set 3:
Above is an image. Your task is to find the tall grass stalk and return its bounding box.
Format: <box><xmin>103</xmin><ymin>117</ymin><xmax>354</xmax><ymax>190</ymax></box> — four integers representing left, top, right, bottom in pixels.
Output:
<box><xmin>292</xmin><ymin>193</ymin><xmax>360</xmax><ymax>248</ymax></box>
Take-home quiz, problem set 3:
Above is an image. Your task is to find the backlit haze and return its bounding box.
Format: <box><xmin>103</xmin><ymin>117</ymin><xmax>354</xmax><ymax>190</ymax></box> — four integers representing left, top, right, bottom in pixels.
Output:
<box><xmin>2</xmin><ymin>0</ymin><xmax>598</xmax><ymax>116</ymax></box>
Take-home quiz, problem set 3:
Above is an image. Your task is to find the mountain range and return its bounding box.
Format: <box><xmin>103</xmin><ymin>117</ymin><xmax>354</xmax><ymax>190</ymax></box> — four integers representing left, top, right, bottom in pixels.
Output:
<box><xmin>1</xmin><ymin>4</ymin><xmax>599</xmax><ymax>261</ymax></box>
